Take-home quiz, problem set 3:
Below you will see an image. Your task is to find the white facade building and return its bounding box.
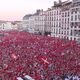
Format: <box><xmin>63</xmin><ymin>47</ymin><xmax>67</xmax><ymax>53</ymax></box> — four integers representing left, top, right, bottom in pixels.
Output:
<box><xmin>22</xmin><ymin>14</ymin><xmax>32</xmax><ymax>31</ymax></box>
<box><xmin>45</xmin><ymin>8</ymin><xmax>52</xmax><ymax>34</ymax></box>
<box><xmin>0</xmin><ymin>21</ymin><xmax>13</xmax><ymax>31</ymax></box>
<box><xmin>51</xmin><ymin>0</ymin><xmax>80</xmax><ymax>41</ymax></box>
<box><xmin>36</xmin><ymin>10</ymin><xmax>46</xmax><ymax>35</ymax></box>
<box><xmin>51</xmin><ymin>3</ymin><xmax>62</xmax><ymax>38</ymax></box>
<box><xmin>51</xmin><ymin>0</ymin><xmax>71</xmax><ymax>39</ymax></box>
<box><xmin>69</xmin><ymin>0</ymin><xmax>80</xmax><ymax>41</ymax></box>
<box><xmin>60</xmin><ymin>1</ymin><xmax>71</xmax><ymax>40</ymax></box>
<box><xmin>22</xmin><ymin>0</ymin><xmax>80</xmax><ymax>41</ymax></box>
<box><xmin>23</xmin><ymin>10</ymin><xmax>46</xmax><ymax>34</ymax></box>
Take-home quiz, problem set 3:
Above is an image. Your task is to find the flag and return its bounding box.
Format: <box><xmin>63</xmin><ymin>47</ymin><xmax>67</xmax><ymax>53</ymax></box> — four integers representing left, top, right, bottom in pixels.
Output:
<box><xmin>12</xmin><ymin>54</ymin><xmax>17</xmax><ymax>59</ymax></box>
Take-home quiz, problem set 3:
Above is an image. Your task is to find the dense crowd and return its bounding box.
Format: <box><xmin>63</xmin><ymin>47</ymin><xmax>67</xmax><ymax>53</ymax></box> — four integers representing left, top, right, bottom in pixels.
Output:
<box><xmin>0</xmin><ymin>31</ymin><xmax>80</xmax><ymax>80</ymax></box>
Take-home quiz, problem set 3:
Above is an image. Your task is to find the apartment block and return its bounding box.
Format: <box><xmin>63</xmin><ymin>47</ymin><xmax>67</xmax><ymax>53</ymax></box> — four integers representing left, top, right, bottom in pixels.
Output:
<box><xmin>23</xmin><ymin>0</ymin><xmax>80</xmax><ymax>41</ymax></box>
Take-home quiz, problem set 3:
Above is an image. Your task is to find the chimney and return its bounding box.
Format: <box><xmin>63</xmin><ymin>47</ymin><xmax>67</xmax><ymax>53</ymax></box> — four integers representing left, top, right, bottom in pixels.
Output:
<box><xmin>59</xmin><ymin>0</ymin><xmax>62</xmax><ymax>3</ymax></box>
<box><xmin>54</xmin><ymin>1</ymin><xmax>57</xmax><ymax>6</ymax></box>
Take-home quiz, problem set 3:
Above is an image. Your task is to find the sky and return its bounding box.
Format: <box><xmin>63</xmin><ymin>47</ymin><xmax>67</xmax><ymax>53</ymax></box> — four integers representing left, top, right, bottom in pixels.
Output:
<box><xmin>0</xmin><ymin>0</ymin><xmax>70</xmax><ymax>21</ymax></box>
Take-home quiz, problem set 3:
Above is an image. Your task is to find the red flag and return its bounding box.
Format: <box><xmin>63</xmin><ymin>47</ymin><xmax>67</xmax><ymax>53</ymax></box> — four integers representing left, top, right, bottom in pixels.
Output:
<box><xmin>41</xmin><ymin>57</ymin><xmax>49</xmax><ymax>64</ymax></box>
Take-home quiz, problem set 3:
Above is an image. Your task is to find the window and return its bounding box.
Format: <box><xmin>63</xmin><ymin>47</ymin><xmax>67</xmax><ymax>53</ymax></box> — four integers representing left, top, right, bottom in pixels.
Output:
<box><xmin>65</xmin><ymin>12</ymin><xmax>67</xmax><ymax>17</ymax></box>
<box><xmin>71</xmin><ymin>11</ymin><xmax>73</xmax><ymax>14</ymax></box>
<box><xmin>75</xmin><ymin>11</ymin><xmax>77</xmax><ymax>14</ymax></box>
<box><xmin>67</xmin><ymin>31</ymin><xmax>69</xmax><ymax>35</ymax></box>
<box><xmin>57</xmin><ymin>11</ymin><xmax>58</xmax><ymax>15</ymax></box>
<box><xmin>75</xmin><ymin>15</ymin><xmax>77</xmax><ymax>21</ymax></box>
<box><xmin>71</xmin><ymin>16</ymin><xmax>73</xmax><ymax>21</ymax></box>
<box><xmin>52</xmin><ymin>17</ymin><xmax>53</xmax><ymax>21</ymax></box>
<box><xmin>68</xmin><ymin>12</ymin><xmax>69</xmax><ymax>16</ymax></box>
<box><xmin>68</xmin><ymin>18</ymin><xmax>69</xmax><ymax>23</ymax></box>
<box><xmin>59</xmin><ymin>23</ymin><xmax>61</xmax><ymax>27</ymax></box>
<box><xmin>54</xmin><ymin>29</ymin><xmax>55</xmax><ymax>33</ymax></box>
<box><xmin>70</xmin><ymin>37</ymin><xmax>72</xmax><ymax>40</ymax></box>
<box><xmin>59</xmin><ymin>29</ymin><xmax>60</xmax><ymax>34</ymax></box>
<box><xmin>75</xmin><ymin>22</ymin><xmax>78</xmax><ymax>26</ymax></box>
<box><xmin>71</xmin><ymin>26</ymin><xmax>73</xmax><ymax>28</ymax></box>
<box><xmin>65</xmin><ymin>18</ymin><xmax>66</xmax><ymax>23</ymax></box>
<box><xmin>54</xmin><ymin>23</ymin><xmax>55</xmax><ymax>27</ymax></box>
<box><xmin>71</xmin><ymin>22</ymin><xmax>74</xmax><ymax>26</ymax></box>
<box><xmin>74</xmin><ymin>38</ymin><xmax>76</xmax><ymax>40</ymax></box>
<box><xmin>50</xmin><ymin>12</ymin><xmax>51</xmax><ymax>16</ymax></box>
<box><xmin>59</xmin><ymin>11</ymin><xmax>61</xmax><ymax>15</ymax></box>
<box><xmin>64</xmin><ymin>31</ymin><xmax>66</xmax><ymax>35</ymax></box>
<box><xmin>71</xmin><ymin>10</ymin><xmax>73</xmax><ymax>14</ymax></box>
<box><xmin>62</xmin><ymin>13</ymin><xmax>64</xmax><ymax>17</ymax></box>
<box><xmin>67</xmin><ymin>37</ymin><xmax>68</xmax><ymax>40</ymax></box>
<box><xmin>75</xmin><ymin>26</ymin><xmax>77</xmax><ymax>28</ymax></box>
<box><xmin>71</xmin><ymin>30</ymin><xmax>73</xmax><ymax>35</ymax></box>
<box><xmin>78</xmin><ymin>15</ymin><xmax>80</xmax><ymax>20</ymax></box>
<box><xmin>50</xmin><ymin>17</ymin><xmax>51</xmax><ymax>21</ymax></box>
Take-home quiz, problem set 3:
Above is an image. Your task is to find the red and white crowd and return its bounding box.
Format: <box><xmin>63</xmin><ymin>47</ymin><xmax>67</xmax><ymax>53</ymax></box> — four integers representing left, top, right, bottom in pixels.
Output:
<box><xmin>0</xmin><ymin>31</ymin><xmax>80</xmax><ymax>80</ymax></box>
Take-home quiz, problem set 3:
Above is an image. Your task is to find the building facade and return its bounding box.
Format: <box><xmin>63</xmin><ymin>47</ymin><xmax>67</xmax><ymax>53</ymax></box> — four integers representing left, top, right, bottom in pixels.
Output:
<box><xmin>23</xmin><ymin>10</ymin><xmax>46</xmax><ymax>34</ymax></box>
<box><xmin>51</xmin><ymin>0</ymin><xmax>80</xmax><ymax>41</ymax></box>
<box><xmin>69</xmin><ymin>0</ymin><xmax>80</xmax><ymax>41</ymax></box>
<box><xmin>51</xmin><ymin>3</ymin><xmax>62</xmax><ymax>38</ymax></box>
<box><xmin>23</xmin><ymin>0</ymin><xmax>80</xmax><ymax>41</ymax></box>
<box><xmin>0</xmin><ymin>21</ymin><xmax>13</xmax><ymax>31</ymax></box>
<box><xmin>36</xmin><ymin>10</ymin><xmax>46</xmax><ymax>35</ymax></box>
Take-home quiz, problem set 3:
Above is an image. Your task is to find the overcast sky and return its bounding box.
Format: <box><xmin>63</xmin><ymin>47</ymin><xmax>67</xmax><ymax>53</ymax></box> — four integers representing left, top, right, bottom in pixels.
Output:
<box><xmin>0</xmin><ymin>0</ymin><xmax>71</xmax><ymax>21</ymax></box>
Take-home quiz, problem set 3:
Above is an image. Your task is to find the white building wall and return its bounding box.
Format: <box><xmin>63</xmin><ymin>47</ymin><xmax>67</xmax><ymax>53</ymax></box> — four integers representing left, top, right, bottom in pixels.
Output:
<box><xmin>1</xmin><ymin>22</ymin><xmax>13</xmax><ymax>31</ymax></box>
<box><xmin>45</xmin><ymin>9</ymin><xmax>52</xmax><ymax>33</ymax></box>
<box><xmin>51</xmin><ymin>1</ymin><xmax>72</xmax><ymax>40</ymax></box>
<box><xmin>51</xmin><ymin>7</ymin><xmax>62</xmax><ymax>38</ymax></box>
<box><xmin>22</xmin><ymin>20</ymin><xmax>29</xmax><ymax>29</ymax></box>
<box><xmin>22</xmin><ymin>0</ymin><xmax>80</xmax><ymax>41</ymax></box>
<box><xmin>70</xmin><ymin>4</ymin><xmax>80</xmax><ymax>41</ymax></box>
<box><xmin>38</xmin><ymin>11</ymin><xmax>46</xmax><ymax>34</ymax></box>
<box><xmin>60</xmin><ymin>10</ymin><xmax>70</xmax><ymax>40</ymax></box>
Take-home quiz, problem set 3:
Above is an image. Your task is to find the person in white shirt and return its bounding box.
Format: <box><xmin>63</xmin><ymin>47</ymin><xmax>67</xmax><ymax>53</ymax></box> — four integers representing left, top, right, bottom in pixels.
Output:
<box><xmin>72</xmin><ymin>75</ymin><xmax>79</xmax><ymax>80</ymax></box>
